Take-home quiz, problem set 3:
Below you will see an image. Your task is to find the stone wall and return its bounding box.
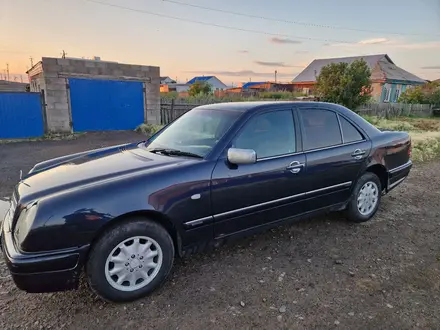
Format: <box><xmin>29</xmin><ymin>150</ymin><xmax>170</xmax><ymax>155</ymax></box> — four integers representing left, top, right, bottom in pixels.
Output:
<box><xmin>30</xmin><ymin>57</ymin><xmax>160</xmax><ymax>133</ymax></box>
<box><xmin>0</xmin><ymin>80</ymin><xmax>29</xmax><ymax>92</ymax></box>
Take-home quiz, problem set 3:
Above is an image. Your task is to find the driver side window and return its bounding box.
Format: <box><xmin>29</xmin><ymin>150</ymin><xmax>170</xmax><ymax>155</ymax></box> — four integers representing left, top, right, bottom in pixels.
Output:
<box><xmin>233</xmin><ymin>110</ymin><xmax>296</xmax><ymax>159</ymax></box>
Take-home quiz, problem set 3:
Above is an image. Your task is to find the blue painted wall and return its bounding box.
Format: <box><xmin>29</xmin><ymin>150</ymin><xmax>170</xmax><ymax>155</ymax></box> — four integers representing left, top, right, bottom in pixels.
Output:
<box><xmin>0</xmin><ymin>92</ymin><xmax>44</xmax><ymax>139</ymax></box>
<box><xmin>380</xmin><ymin>80</ymin><xmax>424</xmax><ymax>103</ymax></box>
<box><xmin>69</xmin><ymin>78</ymin><xmax>144</xmax><ymax>132</ymax></box>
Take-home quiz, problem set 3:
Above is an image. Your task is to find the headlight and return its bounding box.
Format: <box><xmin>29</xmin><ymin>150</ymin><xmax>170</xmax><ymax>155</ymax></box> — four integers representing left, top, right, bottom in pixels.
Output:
<box><xmin>14</xmin><ymin>202</ymin><xmax>38</xmax><ymax>244</ymax></box>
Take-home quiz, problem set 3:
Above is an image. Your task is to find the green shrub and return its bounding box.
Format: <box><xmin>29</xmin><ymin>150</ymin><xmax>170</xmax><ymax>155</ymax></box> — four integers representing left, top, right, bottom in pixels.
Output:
<box><xmin>135</xmin><ymin>123</ymin><xmax>163</xmax><ymax>137</ymax></box>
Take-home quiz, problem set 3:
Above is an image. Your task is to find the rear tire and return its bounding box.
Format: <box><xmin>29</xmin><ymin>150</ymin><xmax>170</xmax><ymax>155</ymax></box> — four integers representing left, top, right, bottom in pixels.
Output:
<box><xmin>346</xmin><ymin>172</ymin><xmax>382</xmax><ymax>223</ymax></box>
<box><xmin>86</xmin><ymin>218</ymin><xmax>174</xmax><ymax>302</ymax></box>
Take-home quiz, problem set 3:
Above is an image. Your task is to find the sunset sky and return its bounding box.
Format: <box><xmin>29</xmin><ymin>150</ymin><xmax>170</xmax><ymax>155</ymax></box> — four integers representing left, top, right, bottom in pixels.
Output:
<box><xmin>1</xmin><ymin>0</ymin><xmax>440</xmax><ymax>85</ymax></box>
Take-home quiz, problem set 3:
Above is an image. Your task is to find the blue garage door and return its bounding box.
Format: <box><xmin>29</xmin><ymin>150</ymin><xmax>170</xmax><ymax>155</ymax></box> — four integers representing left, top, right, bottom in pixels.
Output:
<box><xmin>0</xmin><ymin>92</ymin><xmax>44</xmax><ymax>139</ymax></box>
<box><xmin>69</xmin><ymin>78</ymin><xmax>144</xmax><ymax>132</ymax></box>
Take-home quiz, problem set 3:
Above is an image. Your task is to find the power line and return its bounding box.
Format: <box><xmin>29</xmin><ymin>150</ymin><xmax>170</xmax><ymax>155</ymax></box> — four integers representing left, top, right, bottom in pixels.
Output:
<box><xmin>82</xmin><ymin>0</ymin><xmax>359</xmax><ymax>45</ymax></box>
<box><xmin>162</xmin><ymin>0</ymin><xmax>440</xmax><ymax>37</ymax></box>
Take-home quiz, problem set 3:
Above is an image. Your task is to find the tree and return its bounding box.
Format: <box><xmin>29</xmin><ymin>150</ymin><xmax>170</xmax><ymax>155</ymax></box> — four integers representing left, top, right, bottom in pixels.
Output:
<box><xmin>398</xmin><ymin>87</ymin><xmax>426</xmax><ymax>104</ymax></box>
<box><xmin>399</xmin><ymin>81</ymin><xmax>440</xmax><ymax>105</ymax></box>
<box><xmin>188</xmin><ymin>81</ymin><xmax>212</xmax><ymax>96</ymax></box>
<box><xmin>315</xmin><ymin>59</ymin><xmax>372</xmax><ymax>109</ymax></box>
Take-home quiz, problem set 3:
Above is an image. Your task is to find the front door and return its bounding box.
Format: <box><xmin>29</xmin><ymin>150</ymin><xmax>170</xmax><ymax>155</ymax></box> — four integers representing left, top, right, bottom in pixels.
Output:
<box><xmin>211</xmin><ymin>109</ymin><xmax>308</xmax><ymax>238</ymax></box>
<box><xmin>298</xmin><ymin>107</ymin><xmax>372</xmax><ymax>208</ymax></box>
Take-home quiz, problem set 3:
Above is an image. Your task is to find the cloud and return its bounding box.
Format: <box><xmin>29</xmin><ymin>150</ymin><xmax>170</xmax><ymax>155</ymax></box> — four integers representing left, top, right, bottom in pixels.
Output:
<box><xmin>186</xmin><ymin>70</ymin><xmax>296</xmax><ymax>79</ymax></box>
<box><xmin>328</xmin><ymin>38</ymin><xmax>390</xmax><ymax>47</ymax></box>
<box><xmin>255</xmin><ymin>61</ymin><xmax>305</xmax><ymax>68</ymax></box>
<box><xmin>421</xmin><ymin>65</ymin><xmax>440</xmax><ymax>69</ymax></box>
<box><xmin>254</xmin><ymin>61</ymin><xmax>292</xmax><ymax>67</ymax></box>
<box><xmin>393</xmin><ymin>41</ymin><xmax>440</xmax><ymax>50</ymax></box>
<box><xmin>270</xmin><ymin>37</ymin><xmax>302</xmax><ymax>45</ymax></box>
<box><xmin>357</xmin><ymin>38</ymin><xmax>389</xmax><ymax>45</ymax></box>
<box><xmin>295</xmin><ymin>50</ymin><xmax>309</xmax><ymax>54</ymax></box>
<box><xmin>327</xmin><ymin>38</ymin><xmax>440</xmax><ymax>50</ymax></box>
<box><xmin>238</xmin><ymin>50</ymin><xmax>249</xmax><ymax>54</ymax></box>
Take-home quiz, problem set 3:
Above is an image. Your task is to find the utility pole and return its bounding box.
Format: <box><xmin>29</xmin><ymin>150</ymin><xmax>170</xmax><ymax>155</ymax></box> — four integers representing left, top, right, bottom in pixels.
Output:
<box><xmin>30</xmin><ymin>56</ymin><xmax>34</xmax><ymax>67</ymax></box>
<box><xmin>6</xmin><ymin>63</ymin><xmax>10</xmax><ymax>81</ymax></box>
<box><xmin>275</xmin><ymin>70</ymin><xmax>277</xmax><ymax>83</ymax></box>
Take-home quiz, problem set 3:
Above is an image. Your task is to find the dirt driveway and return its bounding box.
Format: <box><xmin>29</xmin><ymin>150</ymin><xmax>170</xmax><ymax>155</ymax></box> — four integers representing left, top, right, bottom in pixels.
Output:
<box><xmin>1</xmin><ymin>132</ymin><xmax>440</xmax><ymax>330</ymax></box>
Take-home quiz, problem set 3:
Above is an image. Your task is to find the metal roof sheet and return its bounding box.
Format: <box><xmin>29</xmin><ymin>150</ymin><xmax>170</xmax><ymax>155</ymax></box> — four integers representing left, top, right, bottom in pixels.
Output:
<box><xmin>293</xmin><ymin>54</ymin><xmax>390</xmax><ymax>83</ymax></box>
<box><xmin>242</xmin><ymin>82</ymin><xmax>266</xmax><ymax>89</ymax></box>
<box><xmin>187</xmin><ymin>76</ymin><xmax>215</xmax><ymax>84</ymax></box>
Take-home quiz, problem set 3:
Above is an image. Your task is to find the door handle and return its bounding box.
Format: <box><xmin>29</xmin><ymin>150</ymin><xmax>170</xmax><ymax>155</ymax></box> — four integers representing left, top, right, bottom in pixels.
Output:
<box><xmin>286</xmin><ymin>161</ymin><xmax>304</xmax><ymax>174</ymax></box>
<box><xmin>352</xmin><ymin>149</ymin><xmax>366</xmax><ymax>160</ymax></box>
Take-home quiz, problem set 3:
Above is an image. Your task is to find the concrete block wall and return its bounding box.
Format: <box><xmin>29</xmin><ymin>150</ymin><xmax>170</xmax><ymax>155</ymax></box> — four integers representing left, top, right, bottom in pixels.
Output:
<box><xmin>37</xmin><ymin>57</ymin><xmax>160</xmax><ymax>133</ymax></box>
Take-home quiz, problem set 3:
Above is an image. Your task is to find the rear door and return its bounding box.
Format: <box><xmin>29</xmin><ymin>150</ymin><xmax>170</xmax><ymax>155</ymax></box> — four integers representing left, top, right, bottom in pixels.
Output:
<box><xmin>298</xmin><ymin>107</ymin><xmax>371</xmax><ymax>207</ymax></box>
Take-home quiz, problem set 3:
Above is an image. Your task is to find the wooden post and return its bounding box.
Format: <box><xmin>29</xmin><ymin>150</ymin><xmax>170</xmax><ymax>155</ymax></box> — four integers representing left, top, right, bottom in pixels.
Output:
<box><xmin>170</xmin><ymin>99</ymin><xmax>175</xmax><ymax>123</ymax></box>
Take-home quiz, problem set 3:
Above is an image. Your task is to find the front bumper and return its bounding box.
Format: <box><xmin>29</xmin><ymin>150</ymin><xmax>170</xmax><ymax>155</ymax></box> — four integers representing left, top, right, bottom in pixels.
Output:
<box><xmin>1</xmin><ymin>200</ymin><xmax>89</xmax><ymax>293</ymax></box>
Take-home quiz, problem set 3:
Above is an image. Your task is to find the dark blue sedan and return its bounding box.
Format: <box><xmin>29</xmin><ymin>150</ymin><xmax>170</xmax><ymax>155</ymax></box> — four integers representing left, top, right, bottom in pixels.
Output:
<box><xmin>1</xmin><ymin>101</ymin><xmax>412</xmax><ymax>302</ymax></box>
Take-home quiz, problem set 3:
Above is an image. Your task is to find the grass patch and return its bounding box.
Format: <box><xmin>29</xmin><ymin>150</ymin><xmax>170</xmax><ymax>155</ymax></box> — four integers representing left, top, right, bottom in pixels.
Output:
<box><xmin>362</xmin><ymin>115</ymin><xmax>417</xmax><ymax>131</ymax></box>
<box><xmin>135</xmin><ymin>123</ymin><xmax>163</xmax><ymax>137</ymax></box>
<box><xmin>411</xmin><ymin>137</ymin><xmax>440</xmax><ymax>162</ymax></box>
<box><xmin>0</xmin><ymin>132</ymin><xmax>83</xmax><ymax>144</ymax></box>
<box><xmin>363</xmin><ymin>115</ymin><xmax>440</xmax><ymax>162</ymax></box>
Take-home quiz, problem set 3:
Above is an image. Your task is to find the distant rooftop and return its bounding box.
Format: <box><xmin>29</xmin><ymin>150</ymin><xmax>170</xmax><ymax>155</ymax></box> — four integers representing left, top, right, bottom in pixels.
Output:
<box><xmin>242</xmin><ymin>82</ymin><xmax>266</xmax><ymax>89</ymax></box>
<box><xmin>187</xmin><ymin>76</ymin><xmax>215</xmax><ymax>84</ymax></box>
<box><xmin>293</xmin><ymin>54</ymin><xmax>424</xmax><ymax>84</ymax></box>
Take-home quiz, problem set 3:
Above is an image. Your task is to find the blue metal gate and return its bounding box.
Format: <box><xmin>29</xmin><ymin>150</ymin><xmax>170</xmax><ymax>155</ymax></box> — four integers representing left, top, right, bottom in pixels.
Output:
<box><xmin>0</xmin><ymin>92</ymin><xmax>44</xmax><ymax>139</ymax></box>
<box><xmin>68</xmin><ymin>78</ymin><xmax>144</xmax><ymax>132</ymax></box>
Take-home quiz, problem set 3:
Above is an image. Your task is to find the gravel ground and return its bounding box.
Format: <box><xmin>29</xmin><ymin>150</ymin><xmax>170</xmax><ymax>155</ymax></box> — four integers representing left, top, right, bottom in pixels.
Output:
<box><xmin>1</xmin><ymin>131</ymin><xmax>440</xmax><ymax>330</ymax></box>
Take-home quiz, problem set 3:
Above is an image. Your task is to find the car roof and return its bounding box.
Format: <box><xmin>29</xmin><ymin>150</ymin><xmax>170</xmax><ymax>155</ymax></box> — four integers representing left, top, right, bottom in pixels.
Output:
<box><xmin>196</xmin><ymin>101</ymin><xmax>344</xmax><ymax>113</ymax></box>
<box><xmin>195</xmin><ymin>101</ymin><xmax>381</xmax><ymax>137</ymax></box>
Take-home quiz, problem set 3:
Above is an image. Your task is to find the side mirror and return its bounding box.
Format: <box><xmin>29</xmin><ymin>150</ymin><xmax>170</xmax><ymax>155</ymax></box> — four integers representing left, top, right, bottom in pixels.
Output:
<box><xmin>227</xmin><ymin>148</ymin><xmax>256</xmax><ymax>165</ymax></box>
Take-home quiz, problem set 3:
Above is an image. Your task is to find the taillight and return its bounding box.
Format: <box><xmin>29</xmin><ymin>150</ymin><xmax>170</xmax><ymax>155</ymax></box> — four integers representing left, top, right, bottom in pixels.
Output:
<box><xmin>408</xmin><ymin>144</ymin><xmax>412</xmax><ymax>158</ymax></box>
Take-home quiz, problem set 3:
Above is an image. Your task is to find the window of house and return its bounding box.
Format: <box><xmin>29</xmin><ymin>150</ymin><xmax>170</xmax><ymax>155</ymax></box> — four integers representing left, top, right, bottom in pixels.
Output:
<box><xmin>383</xmin><ymin>84</ymin><xmax>391</xmax><ymax>102</ymax></box>
<box><xmin>394</xmin><ymin>89</ymin><xmax>401</xmax><ymax>102</ymax></box>
<box><xmin>339</xmin><ymin>116</ymin><xmax>364</xmax><ymax>143</ymax></box>
<box><xmin>300</xmin><ymin>109</ymin><xmax>342</xmax><ymax>150</ymax></box>
<box><xmin>233</xmin><ymin>110</ymin><xmax>295</xmax><ymax>159</ymax></box>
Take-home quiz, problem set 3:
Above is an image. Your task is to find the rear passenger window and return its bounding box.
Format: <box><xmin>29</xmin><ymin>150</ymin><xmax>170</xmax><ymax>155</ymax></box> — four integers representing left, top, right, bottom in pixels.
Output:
<box><xmin>300</xmin><ymin>109</ymin><xmax>342</xmax><ymax>150</ymax></box>
<box><xmin>339</xmin><ymin>116</ymin><xmax>364</xmax><ymax>143</ymax></box>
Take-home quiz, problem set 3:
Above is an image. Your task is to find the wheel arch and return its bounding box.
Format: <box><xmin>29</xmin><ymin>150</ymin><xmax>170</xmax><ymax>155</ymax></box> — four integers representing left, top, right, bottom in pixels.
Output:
<box><xmin>88</xmin><ymin>210</ymin><xmax>183</xmax><ymax>260</ymax></box>
<box><xmin>365</xmin><ymin>164</ymin><xmax>388</xmax><ymax>191</ymax></box>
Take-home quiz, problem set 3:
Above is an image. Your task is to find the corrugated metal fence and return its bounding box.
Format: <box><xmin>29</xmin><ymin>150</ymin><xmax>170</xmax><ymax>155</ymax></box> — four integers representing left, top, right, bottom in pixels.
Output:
<box><xmin>0</xmin><ymin>92</ymin><xmax>44</xmax><ymax>139</ymax></box>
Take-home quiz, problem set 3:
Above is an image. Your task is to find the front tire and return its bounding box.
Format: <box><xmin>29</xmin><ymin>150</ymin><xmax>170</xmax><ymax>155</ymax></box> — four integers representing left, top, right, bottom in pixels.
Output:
<box><xmin>86</xmin><ymin>218</ymin><xmax>174</xmax><ymax>302</ymax></box>
<box><xmin>346</xmin><ymin>172</ymin><xmax>382</xmax><ymax>223</ymax></box>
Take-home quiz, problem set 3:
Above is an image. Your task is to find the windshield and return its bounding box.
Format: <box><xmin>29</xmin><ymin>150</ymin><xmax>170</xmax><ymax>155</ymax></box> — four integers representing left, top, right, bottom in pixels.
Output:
<box><xmin>146</xmin><ymin>109</ymin><xmax>241</xmax><ymax>158</ymax></box>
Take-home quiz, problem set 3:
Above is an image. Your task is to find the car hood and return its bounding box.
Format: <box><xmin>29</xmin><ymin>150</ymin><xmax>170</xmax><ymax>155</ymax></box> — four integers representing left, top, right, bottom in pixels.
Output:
<box><xmin>15</xmin><ymin>142</ymin><xmax>197</xmax><ymax>204</ymax></box>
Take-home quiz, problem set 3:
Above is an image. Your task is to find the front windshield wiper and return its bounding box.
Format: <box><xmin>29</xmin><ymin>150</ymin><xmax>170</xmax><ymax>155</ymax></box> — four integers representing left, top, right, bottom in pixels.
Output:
<box><xmin>148</xmin><ymin>148</ymin><xmax>203</xmax><ymax>159</ymax></box>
